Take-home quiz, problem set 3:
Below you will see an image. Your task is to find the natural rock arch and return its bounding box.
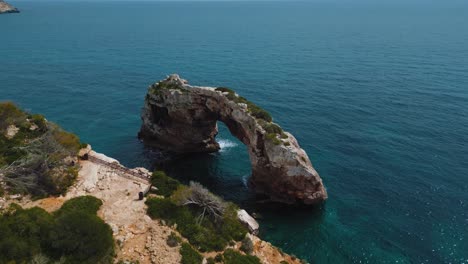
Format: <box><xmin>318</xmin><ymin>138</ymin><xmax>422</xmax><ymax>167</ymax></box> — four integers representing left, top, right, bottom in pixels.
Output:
<box><xmin>139</xmin><ymin>75</ymin><xmax>327</xmax><ymax>204</ymax></box>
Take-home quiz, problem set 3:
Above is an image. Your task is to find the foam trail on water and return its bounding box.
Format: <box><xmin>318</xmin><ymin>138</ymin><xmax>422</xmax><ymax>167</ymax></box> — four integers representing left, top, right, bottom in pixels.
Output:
<box><xmin>218</xmin><ymin>139</ymin><xmax>238</xmax><ymax>152</ymax></box>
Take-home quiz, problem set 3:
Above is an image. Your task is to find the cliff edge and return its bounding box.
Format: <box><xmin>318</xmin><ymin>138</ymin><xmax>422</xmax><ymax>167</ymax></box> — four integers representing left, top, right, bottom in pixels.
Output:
<box><xmin>139</xmin><ymin>74</ymin><xmax>327</xmax><ymax>205</ymax></box>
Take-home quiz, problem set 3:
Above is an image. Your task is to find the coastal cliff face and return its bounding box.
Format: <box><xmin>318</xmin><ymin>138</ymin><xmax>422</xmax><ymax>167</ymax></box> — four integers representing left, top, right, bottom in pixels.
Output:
<box><xmin>0</xmin><ymin>0</ymin><xmax>19</xmax><ymax>14</ymax></box>
<box><xmin>139</xmin><ymin>75</ymin><xmax>327</xmax><ymax>205</ymax></box>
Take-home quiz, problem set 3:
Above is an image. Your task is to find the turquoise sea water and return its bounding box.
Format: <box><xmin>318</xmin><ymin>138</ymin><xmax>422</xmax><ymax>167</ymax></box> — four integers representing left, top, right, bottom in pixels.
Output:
<box><xmin>1</xmin><ymin>1</ymin><xmax>468</xmax><ymax>263</ymax></box>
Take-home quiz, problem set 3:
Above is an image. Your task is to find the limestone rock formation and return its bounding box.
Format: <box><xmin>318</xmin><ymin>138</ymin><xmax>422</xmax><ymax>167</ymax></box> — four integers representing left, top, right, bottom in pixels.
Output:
<box><xmin>237</xmin><ymin>209</ymin><xmax>259</xmax><ymax>235</ymax></box>
<box><xmin>0</xmin><ymin>0</ymin><xmax>19</xmax><ymax>14</ymax></box>
<box><xmin>139</xmin><ymin>74</ymin><xmax>327</xmax><ymax>205</ymax></box>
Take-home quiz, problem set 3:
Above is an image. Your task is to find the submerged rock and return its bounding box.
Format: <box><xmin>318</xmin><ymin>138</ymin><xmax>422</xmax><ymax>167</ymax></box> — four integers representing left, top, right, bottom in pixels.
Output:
<box><xmin>139</xmin><ymin>74</ymin><xmax>327</xmax><ymax>205</ymax></box>
<box><xmin>0</xmin><ymin>0</ymin><xmax>19</xmax><ymax>14</ymax></box>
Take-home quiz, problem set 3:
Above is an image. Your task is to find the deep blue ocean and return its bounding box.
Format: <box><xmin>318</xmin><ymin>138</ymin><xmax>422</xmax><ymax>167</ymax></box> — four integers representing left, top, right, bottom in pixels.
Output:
<box><xmin>1</xmin><ymin>1</ymin><xmax>467</xmax><ymax>263</ymax></box>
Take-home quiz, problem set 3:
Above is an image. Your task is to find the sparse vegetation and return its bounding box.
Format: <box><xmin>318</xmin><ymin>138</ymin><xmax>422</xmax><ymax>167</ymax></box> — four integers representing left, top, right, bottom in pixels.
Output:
<box><xmin>261</xmin><ymin>122</ymin><xmax>283</xmax><ymax>134</ymax></box>
<box><xmin>240</xmin><ymin>236</ymin><xmax>254</xmax><ymax>255</ymax></box>
<box><xmin>0</xmin><ymin>196</ymin><xmax>114</xmax><ymax>264</ymax></box>
<box><xmin>266</xmin><ymin>133</ymin><xmax>282</xmax><ymax>145</ymax></box>
<box><xmin>150</xmin><ymin>81</ymin><xmax>187</xmax><ymax>96</ymax></box>
<box><xmin>0</xmin><ymin>102</ymin><xmax>83</xmax><ymax>197</ymax></box>
<box><xmin>223</xmin><ymin>249</ymin><xmax>261</xmax><ymax>264</ymax></box>
<box><xmin>180</xmin><ymin>242</ymin><xmax>203</xmax><ymax>264</ymax></box>
<box><xmin>146</xmin><ymin>177</ymin><xmax>248</xmax><ymax>252</ymax></box>
<box><xmin>172</xmin><ymin>182</ymin><xmax>226</xmax><ymax>224</ymax></box>
<box><xmin>215</xmin><ymin>87</ymin><xmax>273</xmax><ymax>122</ymax></box>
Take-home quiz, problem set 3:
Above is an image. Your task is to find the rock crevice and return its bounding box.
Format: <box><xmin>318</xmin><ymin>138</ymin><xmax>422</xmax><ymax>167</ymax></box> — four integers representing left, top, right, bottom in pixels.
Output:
<box><xmin>139</xmin><ymin>74</ymin><xmax>327</xmax><ymax>204</ymax></box>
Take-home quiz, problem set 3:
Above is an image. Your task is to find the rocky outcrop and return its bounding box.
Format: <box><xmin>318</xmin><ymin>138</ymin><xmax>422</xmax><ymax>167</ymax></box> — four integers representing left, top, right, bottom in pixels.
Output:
<box><xmin>237</xmin><ymin>209</ymin><xmax>259</xmax><ymax>235</ymax></box>
<box><xmin>0</xmin><ymin>0</ymin><xmax>19</xmax><ymax>14</ymax></box>
<box><xmin>139</xmin><ymin>74</ymin><xmax>327</xmax><ymax>205</ymax></box>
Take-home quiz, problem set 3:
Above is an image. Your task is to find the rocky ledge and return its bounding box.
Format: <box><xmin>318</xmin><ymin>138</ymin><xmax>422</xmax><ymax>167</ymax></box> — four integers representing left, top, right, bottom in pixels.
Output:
<box><xmin>139</xmin><ymin>74</ymin><xmax>327</xmax><ymax>205</ymax></box>
<box><xmin>0</xmin><ymin>0</ymin><xmax>19</xmax><ymax>14</ymax></box>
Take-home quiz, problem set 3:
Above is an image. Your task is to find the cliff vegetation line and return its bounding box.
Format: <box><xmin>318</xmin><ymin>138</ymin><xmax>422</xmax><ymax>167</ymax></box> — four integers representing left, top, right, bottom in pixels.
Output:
<box><xmin>0</xmin><ymin>102</ymin><xmax>84</xmax><ymax>198</ymax></box>
<box><xmin>0</xmin><ymin>196</ymin><xmax>114</xmax><ymax>263</ymax></box>
<box><xmin>146</xmin><ymin>170</ymin><xmax>264</xmax><ymax>264</ymax></box>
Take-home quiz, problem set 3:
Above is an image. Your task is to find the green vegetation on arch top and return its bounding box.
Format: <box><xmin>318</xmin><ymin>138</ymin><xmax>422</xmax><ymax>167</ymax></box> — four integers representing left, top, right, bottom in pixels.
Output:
<box><xmin>0</xmin><ymin>196</ymin><xmax>114</xmax><ymax>264</ymax></box>
<box><xmin>149</xmin><ymin>80</ymin><xmax>188</xmax><ymax>96</ymax></box>
<box><xmin>0</xmin><ymin>102</ymin><xmax>86</xmax><ymax>197</ymax></box>
<box><xmin>147</xmin><ymin>81</ymin><xmax>289</xmax><ymax>146</ymax></box>
<box><xmin>214</xmin><ymin>87</ymin><xmax>290</xmax><ymax>146</ymax></box>
<box><xmin>215</xmin><ymin>87</ymin><xmax>273</xmax><ymax>122</ymax></box>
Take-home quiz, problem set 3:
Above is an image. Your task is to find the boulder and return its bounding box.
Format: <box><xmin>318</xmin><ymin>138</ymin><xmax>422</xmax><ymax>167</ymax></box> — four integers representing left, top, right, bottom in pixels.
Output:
<box><xmin>0</xmin><ymin>0</ymin><xmax>19</xmax><ymax>14</ymax></box>
<box><xmin>237</xmin><ymin>209</ymin><xmax>259</xmax><ymax>235</ymax></box>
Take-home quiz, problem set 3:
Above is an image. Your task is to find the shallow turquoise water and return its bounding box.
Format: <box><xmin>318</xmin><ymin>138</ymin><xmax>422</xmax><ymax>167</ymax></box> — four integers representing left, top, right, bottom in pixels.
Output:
<box><xmin>1</xmin><ymin>1</ymin><xmax>468</xmax><ymax>263</ymax></box>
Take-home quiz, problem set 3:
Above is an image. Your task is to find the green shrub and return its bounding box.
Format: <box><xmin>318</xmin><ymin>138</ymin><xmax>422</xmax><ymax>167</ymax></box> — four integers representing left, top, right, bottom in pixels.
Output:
<box><xmin>0</xmin><ymin>102</ymin><xmax>28</xmax><ymax>131</ymax></box>
<box><xmin>262</xmin><ymin>122</ymin><xmax>282</xmax><ymax>134</ymax></box>
<box><xmin>0</xmin><ymin>205</ymin><xmax>53</xmax><ymax>263</ymax></box>
<box><xmin>207</xmin><ymin>257</ymin><xmax>216</xmax><ymax>264</ymax></box>
<box><xmin>215</xmin><ymin>87</ymin><xmax>235</xmax><ymax>94</ymax></box>
<box><xmin>240</xmin><ymin>236</ymin><xmax>254</xmax><ymax>255</ymax></box>
<box><xmin>29</xmin><ymin>114</ymin><xmax>47</xmax><ymax>132</ymax></box>
<box><xmin>52</xmin><ymin>129</ymin><xmax>82</xmax><ymax>153</ymax></box>
<box><xmin>266</xmin><ymin>133</ymin><xmax>282</xmax><ymax>145</ymax></box>
<box><xmin>55</xmin><ymin>196</ymin><xmax>103</xmax><ymax>216</ymax></box>
<box><xmin>214</xmin><ymin>88</ymin><xmax>272</xmax><ymax>122</ymax></box>
<box><xmin>220</xmin><ymin>204</ymin><xmax>248</xmax><ymax>242</ymax></box>
<box><xmin>146</xmin><ymin>197</ymin><xmax>180</xmax><ymax>221</ymax></box>
<box><xmin>0</xmin><ymin>103</ymin><xmax>82</xmax><ymax>197</ymax></box>
<box><xmin>180</xmin><ymin>242</ymin><xmax>203</xmax><ymax>264</ymax></box>
<box><xmin>223</xmin><ymin>249</ymin><xmax>261</xmax><ymax>264</ymax></box>
<box><xmin>146</xmin><ymin>195</ymin><xmax>248</xmax><ymax>252</ymax></box>
<box><xmin>0</xmin><ymin>197</ymin><xmax>114</xmax><ymax>264</ymax></box>
<box><xmin>247</xmin><ymin>103</ymin><xmax>272</xmax><ymax>122</ymax></box>
<box><xmin>214</xmin><ymin>254</ymin><xmax>223</xmax><ymax>262</ymax></box>
<box><xmin>150</xmin><ymin>170</ymin><xmax>181</xmax><ymax>197</ymax></box>
<box><xmin>280</xmin><ymin>261</ymin><xmax>289</xmax><ymax>264</ymax></box>
<box><xmin>48</xmin><ymin>211</ymin><xmax>114</xmax><ymax>263</ymax></box>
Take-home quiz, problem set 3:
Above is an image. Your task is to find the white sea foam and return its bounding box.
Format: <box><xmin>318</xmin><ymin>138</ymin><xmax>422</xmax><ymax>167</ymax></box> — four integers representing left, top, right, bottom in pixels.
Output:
<box><xmin>218</xmin><ymin>139</ymin><xmax>238</xmax><ymax>152</ymax></box>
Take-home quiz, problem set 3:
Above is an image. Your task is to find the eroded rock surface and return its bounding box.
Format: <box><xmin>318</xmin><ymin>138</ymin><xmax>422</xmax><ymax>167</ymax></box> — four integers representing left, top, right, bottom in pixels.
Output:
<box><xmin>0</xmin><ymin>0</ymin><xmax>19</xmax><ymax>14</ymax></box>
<box><xmin>139</xmin><ymin>74</ymin><xmax>327</xmax><ymax>204</ymax></box>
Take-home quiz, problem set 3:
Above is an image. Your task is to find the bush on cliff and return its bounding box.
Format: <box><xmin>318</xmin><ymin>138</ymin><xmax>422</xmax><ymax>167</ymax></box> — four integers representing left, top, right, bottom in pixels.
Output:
<box><xmin>55</xmin><ymin>195</ymin><xmax>103</xmax><ymax>216</ymax></box>
<box><xmin>0</xmin><ymin>196</ymin><xmax>114</xmax><ymax>264</ymax></box>
<box><xmin>240</xmin><ymin>236</ymin><xmax>254</xmax><ymax>255</ymax></box>
<box><xmin>146</xmin><ymin>179</ymin><xmax>248</xmax><ymax>252</ymax></box>
<box><xmin>180</xmin><ymin>242</ymin><xmax>203</xmax><ymax>264</ymax></box>
<box><xmin>150</xmin><ymin>170</ymin><xmax>181</xmax><ymax>197</ymax></box>
<box><xmin>0</xmin><ymin>102</ymin><xmax>83</xmax><ymax>197</ymax></box>
<box><xmin>214</xmin><ymin>87</ymin><xmax>273</xmax><ymax>122</ymax></box>
<box><xmin>223</xmin><ymin>249</ymin><xmax>261</xmax><ymax>264</ymax></box>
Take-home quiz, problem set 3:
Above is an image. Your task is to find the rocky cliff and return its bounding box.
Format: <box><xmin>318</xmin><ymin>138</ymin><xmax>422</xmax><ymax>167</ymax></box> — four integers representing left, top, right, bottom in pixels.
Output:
<box><xmin>0</xmin><ymin>0</ymin><xmax>19</xmax><ymax>14</ymax></box>
<box><xmin>139</xmin><ymin>75</ymin><xmax>327</xmax><ymax>205</ymax></box>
